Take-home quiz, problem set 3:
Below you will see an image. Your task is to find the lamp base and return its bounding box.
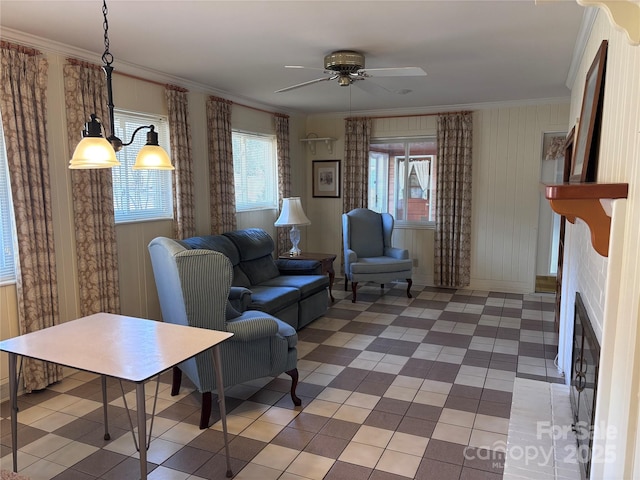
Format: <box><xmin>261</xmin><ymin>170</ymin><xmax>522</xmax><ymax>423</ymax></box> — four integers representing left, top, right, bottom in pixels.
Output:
<box><xmin>288</xmin><ymin>225</ymin><xmax>302</xmax><ymax>256</ymax></box>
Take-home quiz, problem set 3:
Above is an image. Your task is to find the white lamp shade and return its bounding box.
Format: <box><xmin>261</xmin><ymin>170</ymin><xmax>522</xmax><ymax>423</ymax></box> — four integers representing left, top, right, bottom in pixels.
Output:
<box><xmin>132</xmin><ymin>145</ymin><xmax>174</xmax><ymax>170</ymax></box>
<box><xmin>274</xmin><ymin>197</ymin><xmax>311</xmax><ymax>226</ymax></box>
<box><xmin>69</xmin><ymin>136</ymin><xmax>120</xmax><ymax>169</ymax></box>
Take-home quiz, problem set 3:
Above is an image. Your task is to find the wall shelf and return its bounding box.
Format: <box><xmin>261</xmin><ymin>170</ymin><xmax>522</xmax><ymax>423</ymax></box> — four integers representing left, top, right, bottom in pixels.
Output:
<box><xmin>544</xmin><ymin>182</ymin><xmax>628</xmax><ymax>257</ymax></box>
<box><xmin>300</xmin><ymin>137</ymin><xmax>336</xmax><ymax>155</ymax></box>
<box><xmin>577</xmin><ymin>0</ymin><xmax>640</xmax><ymax>46</ymax></box>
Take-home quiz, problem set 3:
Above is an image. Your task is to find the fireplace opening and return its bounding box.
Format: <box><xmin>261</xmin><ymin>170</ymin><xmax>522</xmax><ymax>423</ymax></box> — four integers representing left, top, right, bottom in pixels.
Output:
<box><xmin>570</xmin><ymin>292</ymin><xmax>601</xmax><ymax>479</ymax></box>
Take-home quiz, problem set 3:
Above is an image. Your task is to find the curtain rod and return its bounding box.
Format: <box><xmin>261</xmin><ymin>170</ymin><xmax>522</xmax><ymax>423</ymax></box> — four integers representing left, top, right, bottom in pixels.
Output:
<box><xmin>1</xmin><ymin>41</ymin><xmax>42</xmax><ymax>56</ymax></box>
<box><xmin>346</xmin><ymin>110</ymin><xmax>473</xmax><ymax>121</ymax></box>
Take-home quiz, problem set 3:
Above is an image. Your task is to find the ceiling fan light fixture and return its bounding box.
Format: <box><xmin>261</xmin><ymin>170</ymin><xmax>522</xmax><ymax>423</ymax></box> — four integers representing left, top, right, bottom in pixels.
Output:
<box><xmin>338</xmin><ymin>75</ymin><xmax>352</xmax><ymax>87</ymax></box>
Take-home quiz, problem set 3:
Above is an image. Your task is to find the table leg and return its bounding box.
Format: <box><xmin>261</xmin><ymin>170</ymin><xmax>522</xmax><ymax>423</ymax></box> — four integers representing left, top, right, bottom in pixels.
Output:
<box><xmin>136</xmin><ymin>383</ymin><xmax>148</xmax><ymax>480</ymax></box>
<box><xmin>9</xmin><ymin>352</ymin><xmax>18</xmax><ymax>473</ymax></box>
<box><xmin>212</xmin><ymin>345</ymin><xmax>233</xmax><ymax>478</ymax></box>
<box><xmin>101</xmin><ymin>375</ymin><xmax>111</xmax><ymax>440</ymax></box>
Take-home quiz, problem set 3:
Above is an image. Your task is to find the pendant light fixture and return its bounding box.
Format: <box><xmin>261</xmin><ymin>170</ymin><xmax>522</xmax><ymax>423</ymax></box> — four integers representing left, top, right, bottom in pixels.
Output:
<box><xmin>69</xmin><ymin>0</ymin><xmax>173</xmax><ymax>170</ymax></box>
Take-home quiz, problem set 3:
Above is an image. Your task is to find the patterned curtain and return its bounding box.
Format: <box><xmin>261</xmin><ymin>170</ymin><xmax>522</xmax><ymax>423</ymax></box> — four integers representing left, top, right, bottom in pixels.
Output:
<box><xmin>275</xmin><ymin>114</ymin><xmax>291</xmax><ymax>254</ymax></box>
<box><xmin>0</xmin><ymin>42</ymin><xmax>63</xmax><ymax>391</ymax></box>
<box><xmin>166</xmin><ymin>86</ymin><xmax>195</xmax><ymax>239</ymax></box>
<box><xmin>343</xmin><ymin>117</ymin><xmax>372</xmax><ymax>213</ymax></box>
<box><xmin>206</xmin><ymin>96</ymin><xmax>236</xmax><ymax>234</ymax></box>
<box><xmin>434</xmin><ymin>112</ymin><xmax>473</xmax><ymax>287</ymax></box>
<box><xmin>64</xmin><ymin>59</ymin><xmax>120</xmax><ymax>315</ymax></box>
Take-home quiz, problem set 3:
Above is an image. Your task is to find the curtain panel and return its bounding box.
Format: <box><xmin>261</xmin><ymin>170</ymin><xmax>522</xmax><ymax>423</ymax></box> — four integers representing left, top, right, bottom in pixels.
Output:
<box><xmin>275</xmin><ymin>114</ymin><xmax>291</xmax><ymax>254</ymax></box>
<box><xmin>434</xmin><ymin>112</ymin><xmax>473</xmax><ymax>287</ymax></box>
<box><xmin>343</xmin><ymin>117</ymin><xmax>372</xmax><ymax>213</ymax></box>
<box><xmin>64</xmin><ymin>60</ymin><xmax>121</xmax><ymax>316</ymax></box>
<box><xmin>166</xmin><ymin>86</ymin><xmax>195</xmax><ymax>239</ymax></box>
<box><xmin>206</xmin><ymin>96</ymin><xmax>236</xmax><ymax>234</ymax></box>
<box><xmin>0</xmin><ymin>42</ymin><xmax>63</xmax><ymax>391</ymax></box>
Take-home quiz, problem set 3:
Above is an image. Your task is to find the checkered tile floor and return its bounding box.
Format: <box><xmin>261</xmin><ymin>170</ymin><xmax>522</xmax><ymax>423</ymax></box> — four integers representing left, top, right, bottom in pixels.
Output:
<box><xmin>0</xmin><ymin>282</ymin><xmax>560</xmax><ymax>479</ymax></box>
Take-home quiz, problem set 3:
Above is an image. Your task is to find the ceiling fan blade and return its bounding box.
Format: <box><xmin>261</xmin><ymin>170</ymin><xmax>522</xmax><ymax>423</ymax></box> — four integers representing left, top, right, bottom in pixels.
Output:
<box><xmin>275</xmin><ymin>76</ymin><xmax>334</xmax><ymax>93</ymax></box>
<box><xmin>360</xmin><ymin>66</ymin><xmax>427</xmax><ymax>77</ymax></box>
<box><xmin>285</xmin><ymin>65</ymin><xmax>329</xmax><ymax>72</ymax></box>
<box><xmin>355</xmin><ymin>79</ymin><xmax>413</xmax><ymax>96</ymax></box>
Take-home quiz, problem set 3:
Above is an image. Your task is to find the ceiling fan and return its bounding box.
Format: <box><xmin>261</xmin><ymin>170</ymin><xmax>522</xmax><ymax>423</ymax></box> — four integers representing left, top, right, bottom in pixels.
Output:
<box><xmin>275</xmin><ymin>50</ymin><xmax>427</xmax><ymax>94</ymax></box>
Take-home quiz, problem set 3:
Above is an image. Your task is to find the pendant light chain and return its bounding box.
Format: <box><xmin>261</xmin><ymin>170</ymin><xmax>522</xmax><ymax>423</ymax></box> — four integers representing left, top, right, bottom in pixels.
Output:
<box><xmin>101</xmin><ymin>0</ymin><xmax>113</xmax><ymax>66</ymax></box>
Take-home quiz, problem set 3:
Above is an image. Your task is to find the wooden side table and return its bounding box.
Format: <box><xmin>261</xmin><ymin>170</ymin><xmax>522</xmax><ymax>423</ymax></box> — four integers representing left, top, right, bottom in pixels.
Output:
<box><xmin>279</xmin><ymin>251</ymin><xmax>336</xmax><ymax>302</ymax></box>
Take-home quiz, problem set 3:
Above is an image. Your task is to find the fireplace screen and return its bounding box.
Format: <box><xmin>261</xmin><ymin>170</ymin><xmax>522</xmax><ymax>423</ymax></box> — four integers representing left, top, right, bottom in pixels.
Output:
<box><xmin>570</xmin><ymin>292</ymin><xmax>600</xmax><ymax>479</ymax></box>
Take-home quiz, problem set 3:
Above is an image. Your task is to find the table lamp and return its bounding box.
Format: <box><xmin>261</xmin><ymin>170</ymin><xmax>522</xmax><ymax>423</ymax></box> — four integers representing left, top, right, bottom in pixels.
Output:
<box><xmin>274</xmin><ymin>197</ymin><xmax>311</xmax><ymax>256</ymax></box>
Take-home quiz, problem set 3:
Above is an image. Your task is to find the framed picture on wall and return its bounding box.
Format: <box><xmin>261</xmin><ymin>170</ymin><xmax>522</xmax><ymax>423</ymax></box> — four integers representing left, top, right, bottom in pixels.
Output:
<box><xmin>312</xmin><ymin>160</ymin><xmax>341</xmax><ymax>198</ymax></box>
<box><xmin>570</xmin><ymin>40</ymin><xmax>608</xmax><ymax>183</ymax></box>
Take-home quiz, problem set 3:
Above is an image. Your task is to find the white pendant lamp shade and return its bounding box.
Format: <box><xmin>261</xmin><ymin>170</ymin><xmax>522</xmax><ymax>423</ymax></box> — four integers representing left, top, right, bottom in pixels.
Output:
<box><xmin>69</xmin><ymin>136</ymin><xmax>120</xmax><ymax>169</ymax></box>
<box><xmin>133</xmin><ymin>145</ymin><xmax>174</xmax><ymax>170</ymax></box>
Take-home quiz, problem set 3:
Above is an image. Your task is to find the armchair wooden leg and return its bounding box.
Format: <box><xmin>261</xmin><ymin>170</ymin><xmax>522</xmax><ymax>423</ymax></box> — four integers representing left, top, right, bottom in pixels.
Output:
<box><xmin>406</xmin><ymin>279</ymin><xmax>413</xmax><ymax>299</ymax></box>
<box><xmin>351</xmin><ymin>282</ymin><xmax>358</xmax><ymax>303</ymax></box>
<box><xmin>286</xmin><ymin>368</ymin><xmax>302</xmax><ymax>406</ymax></box>
<box><xmin>171</xmin><ymin>366</ymin><xmax>182</xmax><ymax>396</ymax></box>
<box><xmin>344</xmin><ymin>275</ymin><xmax>348</xmax><ymax>291</ymax></box>
<box><xmin>199</xmin><ymin>392</ymin><xmax>212</xmax><ymax>429</ymax></box>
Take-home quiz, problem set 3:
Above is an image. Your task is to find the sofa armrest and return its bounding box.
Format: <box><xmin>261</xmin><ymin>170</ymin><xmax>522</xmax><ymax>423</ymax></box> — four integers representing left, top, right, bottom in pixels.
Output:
<box><xmin>276</xmin><ymin>258</ymin><xmax>322</xmax><ymax>275</ymax></box>
<box><xmin>225</xmin><ymin>316</ymin><xmax>279</xmax><ymax>341</ymax></box>
<box><xmin>384</xmin><ymin>247</ymin><xmax>409</xmax><ymax>259</ymax></box>
<box><xmin>229</xmin><ymin>286</ymin><xmax>252</xmax><ymax>313</ymax></box>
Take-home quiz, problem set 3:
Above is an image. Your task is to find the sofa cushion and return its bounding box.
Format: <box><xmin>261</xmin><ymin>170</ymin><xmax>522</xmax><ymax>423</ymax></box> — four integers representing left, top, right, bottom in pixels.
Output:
<box><xmin>248</xmin><ymin>285</ymin><xmax>300</xmax><ymax>314</ymax></box>
<box><xmin>224</xmin><ymin>228</ymin><xmax>274</xmax><ymax>261</ymax></box>
<box><xmin>261</xmin><ymin>275</ymin><xmax>328</xmax><ymax>298</ymax></box>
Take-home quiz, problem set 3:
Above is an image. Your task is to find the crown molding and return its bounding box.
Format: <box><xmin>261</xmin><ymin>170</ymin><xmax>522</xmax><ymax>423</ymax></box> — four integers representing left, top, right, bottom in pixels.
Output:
<box><xmin>566</xmin><ymin>7</ymin><xmax>599</xmax><ymax>90</ymax></box>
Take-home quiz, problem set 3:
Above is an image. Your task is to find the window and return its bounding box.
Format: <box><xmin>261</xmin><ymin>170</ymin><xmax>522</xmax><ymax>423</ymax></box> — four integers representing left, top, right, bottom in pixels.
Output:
<box><xmin>0</xmin><ymin>116</ymin><xmax>17</xmax><ymax>284</ymax></box>
<box><xmin>112</xmin><ymin>111</ymin><xmax>173</xmax><ymax>223</ymax></box>
<box><xmin>232</xmin><ymin>131</ymin><xmax>277</xmax><ymax>211</ymax></box>
<box><xmin>369</xmin><ymin>139</ymin><xmax>437</xmax><ymax>224</ymax></box>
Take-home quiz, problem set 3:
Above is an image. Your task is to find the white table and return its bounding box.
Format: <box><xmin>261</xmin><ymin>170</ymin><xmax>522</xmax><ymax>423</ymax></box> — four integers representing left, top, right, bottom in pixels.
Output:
<box><xmin>0</xmin><ymin>313</ymin><xmax>234</xmax><ymax>479</ymax></box>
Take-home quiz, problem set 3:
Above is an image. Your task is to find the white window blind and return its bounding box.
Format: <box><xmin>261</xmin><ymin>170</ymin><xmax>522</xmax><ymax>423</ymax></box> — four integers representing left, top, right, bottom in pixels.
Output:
<box><xmin>0</xmin><ymin>115</ymin><xmax>17</xmax><ymax>284</ymax></box>
<box><xmin>232</xmin><ymin>131</ymin><xmax>277</xmax><ymax>211</ymax></box>
<box><xmin>111</xmin><ymin>111</ymin><xmax>173</xmax><ymax>223</ymax></box>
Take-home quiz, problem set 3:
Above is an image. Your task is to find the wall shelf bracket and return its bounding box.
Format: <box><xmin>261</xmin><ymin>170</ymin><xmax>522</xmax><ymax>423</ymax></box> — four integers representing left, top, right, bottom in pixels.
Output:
<box><xmin>576</xmin><ymin>0</ymin><xmax>640</xmax><ymax>45</ymax></box>
<box><xmin>544</xmin><ymin>182</ymin><xmax>628</xmax><ymax>257</ymax></box>
<box><xmin>300</xmin><ymin>136</ymin><xmax>336</xmax><ymax>155</ymax></box>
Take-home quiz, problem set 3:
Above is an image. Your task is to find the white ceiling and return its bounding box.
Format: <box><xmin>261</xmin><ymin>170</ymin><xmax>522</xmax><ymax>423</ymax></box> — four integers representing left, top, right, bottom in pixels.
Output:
<box><xmin>0</xmin><ymin>0</ymin><xmax>586</xmax><ymax>114</ymax></box>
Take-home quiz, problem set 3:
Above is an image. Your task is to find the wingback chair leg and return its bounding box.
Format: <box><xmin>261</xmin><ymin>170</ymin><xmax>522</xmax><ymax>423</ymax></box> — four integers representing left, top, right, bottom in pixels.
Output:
<box><xmin>171</xmin><ymin>366</ymin><xmax>182</xmax><ymax>396</ymax></box>
<box><xmin>344</xmin><ymin>275</ymin><xmax>348</xmax><ymax>291</ymax></box>
<box><xmin>406</xmin><ymin>279</ymin><xmax>413</xmax><ymax>299</ymax></box>
<box><xmin>351</xmin><ymin>282</ymin><xmax>358</xmax><ymax>303</ymax></box>
<box><xmin>286</xmin><ymin>368</ymin><xmax>302</xmax><ymax>406</ymax></box>
<box><xmin>199</xmin><ymin>392</ymin><xmax>212</xmax><ymax>429</ymax></box>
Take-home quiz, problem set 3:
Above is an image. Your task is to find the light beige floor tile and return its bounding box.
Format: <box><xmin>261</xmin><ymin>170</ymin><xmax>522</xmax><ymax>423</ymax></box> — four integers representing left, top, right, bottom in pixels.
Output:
<box><xmin>103</xmin><ymin>430</ymin><xmax>138</xmax><ymax>456</ymax></box>
<box><xmin>300</xmin><ymin>371</ymin><xmax>335</xmax><ymax>386</ymax></box>
<box><xmin>59</xmin><ymin>398</ymin><xmax>102</xmax><ymax>417</ymax></box>
<box><xmin>231</xmin><ymin>401</ymin><xmax>271</xmax><ymax>419</ymax></box>
<box><xmin>304</xmin><ymin>399</ymin><xmax>341</xmax><ymax>418</ymax></box>
<box><xmin>29</xmin><ymin>411</ymin><xmax>78</xmax><ymax>433</ymax></box>
<box><xmin>314</xmin><ymin>364</ymin><xmax>346</xmax><ymax>376</ymax></box>
<box><xmin>47</xmin><ymin>377</ymin><xmax>86</xmax><ymax>394</ymax></box>
<box><xmin>381</xmin><ymin>354</ymin><xmax>410</xmax><ymax>366</ymax></box>
<box><xmin>234</xmin><ymin>462</ymin><xmax>282</xmax><ymax>480</ymax></box>
<box><xmin>323</xmin><ymin>332</ymin><xmax>356</xmax><ymax>347</ymax></box>
<box><xmin>20</xmin><ymin>458</ymin><xmax>67</xmax><ymax>480</ymax></box>
<box><xmin>141</xmin><ymin>438</ymin><xmax>184</xmax><ymax>465</ymax></box>
<box><xmin>357</xmin><ymin>351</ymin><xmax>385</xmax><ymax>362</ymax></box>
<box><xmin>352</xmin><ymin>425</ymin><xmax>394</xmax><ymax>448</ymax></box>
<box><xmin>436</xmin><ymin>353</ymin><xmax>464</xmax><ymax>364</ymax></box>
<box><xmin>459</xmin><ymin>365</ymin><xmax>489</xmax><ymax>378</ymax></box>
<box><xmin>431</xmin><ymin>422</ymin><xmax>472</xmax><ymax>445</ymax></box>
<box><xmin>413</xmin><ymin>390</ymin><xmax>448</xmax><ymax>407</ymax></box>
<box><xmin>383</xmin><ymin>385</ymin><xmax>418</xmax><ymax>402</ymax></box>
<box><xmin>20</xmin><ymin>433</ymin><xmax>70</xmax><ymax>458</ymax></box>
<box><xmin>210</xmin><ymin>414</ymin><xmax>255</xmax><ymax>435</ymax></box>
<box><xmin>420</xmin><ymin>379</ymin><xmax>452</xmax><ymax>395</ymax></box>
<box><xmin>349</xmin><ymin>358</ymin><xmax>379</xmax><ymax>370</ymax></box>
<box><xmin>373</xmin><ymin>362</ymin><xmax>403</xmax><ymax>375</ymax></box>
<box><xmin>163</xmin><ymin>421</ymin><xmax>210</xmax><ymax>443</ymax></box>
<box><xmin>392</xmin><ymin>375</ymin><xmax>423</xmax><ymax>389</ymax></box>
<box><xmin>259</xmin><ymin>406</ymin><xmax>301</xmax><ymax>426</ymax></box>
<box><xmin>376</xmin><ymin>450</ymin><xmax>421</xmax><ymax>478</ymax></box>
<box><xmin>333</xmin><ymin>404</ymin><xmax>371</xmax><ymax>424</ymax></box>
<box><xmin>317</xmin><ymin>387</ymin><xmax>351</xmax><ymax>404</ymax></box>
<box><xmin>469</xmin><ymin>429</ymin><xmax>507</xmax><ymax>451</ymax></box>
<box><xmin>487</xmin><ymin>368</ymin><xmax>516</xmax><ymax>381</ymax></box>
<box><xmin>474</xmin><ymin>414</ymin><xmax>510</xmax><ymax>435</ymax></box>
<box><xmin>345</xmin><ymin>392</ymin><xmax>381</xmax><ymax>410</ymax></box>
<box><xmin>455</xmin><ymin>373</ymin><xmax>485</xmax><ymax>388</ymax></box>
<box><xmin>43</xmin><ymin>440</ymin><xmax>98</xmax><ymax>467</ymax></box>
<box><xmin>239</xmin><ymin>420</ymin><xmax>285</xmax><ymax>442</ymax></box>
<box><xmin>311</xmin><ymin>317</ymin><xmax>350</xmax><ymax>331</ymax></box>
<box><xmin>484</xmin><ymin>378</ymin><xmax>514</xmax><ymax>392</ymax></box>
<box><xmin>16</xmin><ymin>405</ymin><xmax>56</xmax><ymax>425</ymax></box>
<box><xmin>439</xmin><ymin>408</ymin><xmax>476</xmax><ymax>428</ymax></box>
<box><xmin>251</xmin><ymin>443</ymin><xmax>300</xmax><ymax>470</ymax></box>
<box><xmin>278</xmin><ymin>473</ymin><xmax>308</xmax><ymax>480</ymax></box>
<box><xmin>338</xmin><ymin>442</ymin><xmax>384</xmax><ymax>469</ymax></box>
<box><xmin>386</xmin><ymin>432</ymin><xmax>429</xmax><ymax>457</ymax></box>
<box><xmin>148</xmin><ymin>465</ymin><xmax>192</xmax><ymax>479</ymax></box>
<box><xmin>286</xmin><ymin>451</ymin><xmax>335</xmax><ymax>480</ymax></box>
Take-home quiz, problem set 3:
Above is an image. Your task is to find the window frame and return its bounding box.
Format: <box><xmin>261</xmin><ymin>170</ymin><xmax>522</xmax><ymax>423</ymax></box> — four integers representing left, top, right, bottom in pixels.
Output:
<box><xmin>232</xmin><ymin>130</ymin><xmax>278</xmax><ymax>212</ymax></box>
<box><xmin>111</xmin><ymin>109</ymin><xmax>173</xmax><ymax>224</ymax></box>
<box><xmin>369</xmin><ymin>137</ymin><xmax>437</xmax><ymax>228</ymax></box>
<box><xmin>0</xmin><ymin>115</ymin><xmax>17</xmax><ymax>285</ymax></box>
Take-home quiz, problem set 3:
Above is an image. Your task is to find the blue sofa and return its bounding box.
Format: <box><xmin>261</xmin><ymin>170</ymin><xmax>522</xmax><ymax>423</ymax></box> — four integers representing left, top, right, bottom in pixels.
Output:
<box><xmin>180</xmin><ymin>228</ymin><xmax>329</xmax><ymax>330</ymax></box>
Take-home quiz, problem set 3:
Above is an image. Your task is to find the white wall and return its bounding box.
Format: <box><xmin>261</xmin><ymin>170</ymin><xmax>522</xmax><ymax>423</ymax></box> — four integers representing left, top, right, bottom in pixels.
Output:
<box><xmin>303</xmin><ymin>103</ymin><xmax>569</xmax><ymax>291</ymax></box>
<box><xmin>556</xmin><ymin>9</ymin><xmax>640</xmax><ymax>479</ymax></box>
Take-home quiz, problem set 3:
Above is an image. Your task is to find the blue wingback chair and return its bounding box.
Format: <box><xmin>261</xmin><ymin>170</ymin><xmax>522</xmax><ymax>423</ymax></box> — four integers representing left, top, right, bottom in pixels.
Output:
<box><xmin>148</xmin><ymin>237</ymin><xmax>300</xmax><ymax>429</ymax></box>
<box><xmin>342</xmin><ymin>208</ymin><xmax>413</xmax><ymax>303</ymax></box>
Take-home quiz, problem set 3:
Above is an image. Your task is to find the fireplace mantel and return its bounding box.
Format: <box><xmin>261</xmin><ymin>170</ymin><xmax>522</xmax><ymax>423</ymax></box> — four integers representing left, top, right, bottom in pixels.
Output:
<box><xmin>544</xmin><ymin>182</ymin><xmax>628</xmax><ymax>257</ymax></box>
